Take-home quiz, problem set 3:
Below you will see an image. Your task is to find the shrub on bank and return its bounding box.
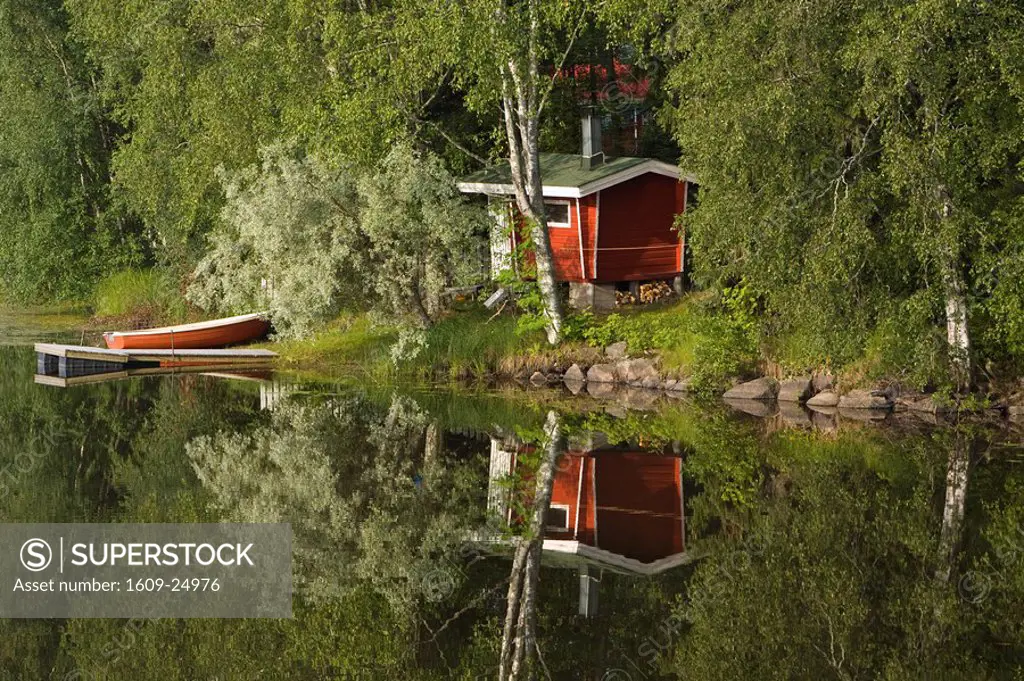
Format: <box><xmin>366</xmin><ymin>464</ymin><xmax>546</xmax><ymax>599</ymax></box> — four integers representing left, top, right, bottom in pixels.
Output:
<box><xmin>563</xmin><ymin>287</ymin><xmax>760</xmax><ymax>392</ymax></box>
<box><xmin>93</xmin><ymin>269</ymin><xmax>187</xmax><ymax>322</ymax></box>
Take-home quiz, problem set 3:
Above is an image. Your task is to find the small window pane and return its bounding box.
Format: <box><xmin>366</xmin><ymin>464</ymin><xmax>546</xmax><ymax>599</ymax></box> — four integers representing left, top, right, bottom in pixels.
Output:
<box><xmin>546</xmin><ymin>505</ymin><xmax>569</xmax><ymax>530</ymax></box>
<box><xmin>545</xmin><ymin>202</ymin><xmax>570</xmax><ymax>226</ymax></box>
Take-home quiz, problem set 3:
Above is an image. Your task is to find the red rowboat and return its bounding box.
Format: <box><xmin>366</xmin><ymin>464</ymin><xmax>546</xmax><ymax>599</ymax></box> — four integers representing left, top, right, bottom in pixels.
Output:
<box><xmin>102</xmin><ymin>313</ymin><xmax>270</xmax><ymax>350</ymax></box>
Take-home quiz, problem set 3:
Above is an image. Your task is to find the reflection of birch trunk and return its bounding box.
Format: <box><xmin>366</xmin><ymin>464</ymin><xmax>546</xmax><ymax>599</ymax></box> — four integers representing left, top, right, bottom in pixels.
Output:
<box><xmin>937</xmin><ymin>186</ymin><xmax>971</xmax><ymax>392</ymax></box>
<box><xmin>498</xmin><ymin>410</ymin><xmax>564</xmax><ymax>681</ymax></box>
<box><xmin>423</xmin><ymin>421</ymin><xmax>443</xmax><ymax>487</ymax></box>
<box><xmin>936</xmin><ymin>432</ymin><xmax>971</xmax><ymax>584</ymax></box>
<box><xmin>423</xmin><ymin>421</ymin><xmax>442</xmax><ymax>467</ymax></box>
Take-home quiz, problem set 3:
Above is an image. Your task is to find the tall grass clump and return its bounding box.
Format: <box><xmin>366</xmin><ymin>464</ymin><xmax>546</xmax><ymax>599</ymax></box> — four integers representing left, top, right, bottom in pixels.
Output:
<box><xmin>93</xmin><ymin>269</ymin><xmax>187</xmax><ymax>321</ymax></box>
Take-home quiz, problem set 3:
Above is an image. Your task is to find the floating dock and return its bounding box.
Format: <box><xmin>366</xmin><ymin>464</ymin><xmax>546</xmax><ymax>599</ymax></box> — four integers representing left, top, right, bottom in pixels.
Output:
<box><xmin>35</xmin><ymin>342</ymin><xmax>277</xmax><ymax>380</ymax></box>
<box><xmin>34</xmin><ymin>364</ymin><xmax>276</xmax><ymax>388</ymax></box>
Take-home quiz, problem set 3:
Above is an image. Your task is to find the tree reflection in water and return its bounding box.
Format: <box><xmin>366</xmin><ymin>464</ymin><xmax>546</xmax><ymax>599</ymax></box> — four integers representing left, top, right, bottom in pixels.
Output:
<box><xmin>0</xmin><ymin>343</ymin><xmax>1021</xmax><ymax>679</ymax></box>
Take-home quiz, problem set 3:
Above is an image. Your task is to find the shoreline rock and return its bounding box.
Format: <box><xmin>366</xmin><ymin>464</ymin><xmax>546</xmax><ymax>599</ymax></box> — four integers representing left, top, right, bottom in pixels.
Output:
<box><xmin>723</xmin><ymin>377</ymin><xmax>779</xmax><ymax>401</ymax></box>
<box><xmin>586</xmin><ymin>363</ymin><xmax>617</xmax><ymax>384</ymax></box>
<box><xmin>806</xmin><ymin>390</ymin><xmax>840</xmax><ymax>408</ymax></box>
<box><xmin>605</xmin><ymin>341</ymin><xmax>628</xmax><ymax>360</ymax></box>
<box><xmin>838</xmin><ymin>389</ymin><xmax>892</xmax><ymax>410</ymax></box>
<box><xmin>563</xmin><ymin>363</ymin><xmax>586</xmax><ymax>384</ymax></box>
<box><xmin>778</xmin><ymin>377</ymin><xmax>813</xmax><ymax>403</ymax></box>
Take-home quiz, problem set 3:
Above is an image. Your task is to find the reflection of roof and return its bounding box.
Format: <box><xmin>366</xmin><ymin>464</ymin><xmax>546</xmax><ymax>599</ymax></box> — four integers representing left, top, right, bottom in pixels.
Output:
<box><xmin>458</xmin><ymin>153</ymin><xmax>690</xmax><ymax>198</ymax></box>
<box><xmin>471</xmin><ymin>537</ymin><xmax>694</xmax><ymax>576</ymax></box>
<box><xmin>540</xmin><ymin>540</ymin><xmax>692</xmax><ymax>575</ymax></box>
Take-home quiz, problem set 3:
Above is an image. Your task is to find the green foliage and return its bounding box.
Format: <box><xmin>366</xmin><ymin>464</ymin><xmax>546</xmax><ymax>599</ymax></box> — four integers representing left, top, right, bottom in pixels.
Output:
<box><xmin>858</xmin><ymin>293</ymin><xmax>951</xmax><ymax>391</ymax></box>
<box><xmin>66</xmin><ymin>0</ymin><xmax>340</xmax><ymax>269</ymax></box>
<box><xmin>570</xmin><ymin>309</ymin><xmax>680</xmax><ymax>350</ymax></box>
<box><xmin>0</xmin><ymin>0</ymin><xmax>145</xmax><ymax>303</ymax></box>
<box><xmin>660</xmin><ymin>0</ymin><xmax>1024</xmax><ymax>388</ymax></box>
<box><xmin>189</xmin><ymin>142</ymin><xmax>486</xmax><ymax>337</ymax></box>
<box><xmin>491</xmin><ymin>226</ymin><xmax>550</xmax><ymax>336</ymax></box>
<box><xmin>356</xmin><ymin>142</ymin><xmax>488</xmax><ymax>328</ymax></box>
<box><xmin>687</xmin><ymin>285</ymin><xmax>760</xmax><ymax>393</ymax></box>
<box><xmin>93</xmin><ymin>269</ymin><xmax>186</xmax><ymax>321</ymax></box>
<box><xmin>187</xmin><ymin>143</ymin><xmax>360</xmax><ymax>337</ymax></box>
<box><xmin>562</xmin><ymin>288</ymin><xmax>759</xmax><ymax>391</ymax></box>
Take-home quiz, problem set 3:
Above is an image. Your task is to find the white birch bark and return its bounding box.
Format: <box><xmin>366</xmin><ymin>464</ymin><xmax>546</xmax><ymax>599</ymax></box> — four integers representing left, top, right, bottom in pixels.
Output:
<box><xmin>937</xmin><ymin>187</ymin><xmax>971</xmax><ymax>392</ymax></box>
<box><xmin>498</xmin><ymin>410</ymin><xmax>564</xmax><ymax>681</ymax></box>
<box><xmin>495</xmin><ymin>0</ymin><xmax>565</xmax><ymax>345</ymax></box>
<box><xmin>936</xmin><ymin>433</ymin><xmax>971</xmax><ymax>584</ymax></box>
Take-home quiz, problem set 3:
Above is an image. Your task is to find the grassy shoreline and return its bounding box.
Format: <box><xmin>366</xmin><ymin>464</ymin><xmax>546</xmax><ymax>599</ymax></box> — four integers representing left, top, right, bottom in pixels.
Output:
<box><xmin>19</xmin><ymin>267</ymin><xmax>1020</xmax><ymax>401</ymax></box>
<box><xmin>267</xmin><ymin>294</ymin><xmax>761</xmax><ymax>393</ymax></box>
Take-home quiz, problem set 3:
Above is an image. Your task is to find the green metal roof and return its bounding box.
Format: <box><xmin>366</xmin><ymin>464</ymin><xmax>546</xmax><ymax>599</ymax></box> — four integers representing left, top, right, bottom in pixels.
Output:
<box><xmin>461</xmin><ymin>153</ymin><xmax>650</xmax><ymax>189</ymax></box>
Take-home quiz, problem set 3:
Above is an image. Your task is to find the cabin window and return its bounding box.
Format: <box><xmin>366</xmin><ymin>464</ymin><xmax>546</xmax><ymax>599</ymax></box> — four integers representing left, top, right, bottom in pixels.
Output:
<box><xmin>546</xmin><ymin>504</ymin><xmax>571</xmax><ymax>531</ymax></box>
<box><xmin>545</xmin><ymin>201</ymin><xmax>571</xmax><ymax>228</ymax></box>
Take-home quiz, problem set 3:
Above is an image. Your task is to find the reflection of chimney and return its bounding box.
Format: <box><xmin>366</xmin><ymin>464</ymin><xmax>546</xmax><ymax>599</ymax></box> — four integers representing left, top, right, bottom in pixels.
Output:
<box><xmin>581</xmin><ymin>111</ymin><xmax>604</xmax><ymax>171</ymax></box>
<box><xmin>578</xmin><ymin>565</ymin><xmax>600</xmax><ymax>617</ymax></box>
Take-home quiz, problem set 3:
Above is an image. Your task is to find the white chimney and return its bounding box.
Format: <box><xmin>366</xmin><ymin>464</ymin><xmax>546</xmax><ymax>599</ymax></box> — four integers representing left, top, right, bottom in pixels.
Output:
<box><xmin>581</xmin><ymin>111</ymin><xmax>604</xmax><ymax>170</ymax></box>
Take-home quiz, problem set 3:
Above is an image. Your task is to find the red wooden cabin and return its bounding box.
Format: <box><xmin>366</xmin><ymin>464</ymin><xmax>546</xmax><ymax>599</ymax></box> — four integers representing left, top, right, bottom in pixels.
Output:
<box><xmin>458</xmin><ymin>115</ymin><xmax>697</xmax><ymax>309</ymax></box>
<box><xmin>487</xmin><ymin>440</ymin><xmax>687</xmax><ymax>574</ymax></box>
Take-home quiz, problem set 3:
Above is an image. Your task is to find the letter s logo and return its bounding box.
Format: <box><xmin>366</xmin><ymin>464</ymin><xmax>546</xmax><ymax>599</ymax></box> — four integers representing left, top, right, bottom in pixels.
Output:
<box><xmin>20</xmin><ymin>538</ymin><xmax>52</xmax><ymax>572</ymax></box>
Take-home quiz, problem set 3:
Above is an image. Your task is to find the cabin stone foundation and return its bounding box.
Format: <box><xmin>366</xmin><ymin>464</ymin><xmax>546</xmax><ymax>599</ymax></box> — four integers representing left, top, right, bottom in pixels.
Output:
<box><xmin>569</xmin><ymin>282</ymin><xmax>616</xmax><ymax>311</ymax></box>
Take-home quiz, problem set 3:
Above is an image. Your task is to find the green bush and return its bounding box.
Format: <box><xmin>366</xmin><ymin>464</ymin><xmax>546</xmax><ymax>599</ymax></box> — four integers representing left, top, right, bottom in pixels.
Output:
<box><xmin>859</xmin><ymin>293</ymin><xmax>949</xmax><ymax>391</ymax></box>
<box><xmin>563</xmin><ymin>307</ymin><xmax>687</xmax><ymax>351</ymax></box>
<box><xmin>687</xmin><ymin>285</ymin><xmax>760</xmax><ymax>393</ymax></box>
<box><xmin>562</xmin><ymin>287</ymin><xmax>760</xmax><ymax>392</ymax></box>
<box><xmin>93</xmin><ymin>269</ymin><xmax>186</xmax><ymax>320</ymax></box>
<box><xmin>189</xmin><ymin>143</ymin><xmax>485</xmax><ymax>339</ymax></box>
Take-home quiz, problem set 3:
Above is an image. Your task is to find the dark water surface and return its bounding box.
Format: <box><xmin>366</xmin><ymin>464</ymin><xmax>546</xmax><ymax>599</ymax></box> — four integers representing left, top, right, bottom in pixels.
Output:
<box><xmin>1</xmin><ymin>322</ymin><xmax>1023</xmax><ymax>679</ymax></box>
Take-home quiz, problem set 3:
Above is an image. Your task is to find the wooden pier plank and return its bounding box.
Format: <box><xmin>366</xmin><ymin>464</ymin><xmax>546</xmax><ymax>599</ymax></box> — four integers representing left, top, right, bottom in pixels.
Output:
<box><xmin>35</xmin><ymin>343</ymin><xmax>277</xmax><ymax>366</ymax></box>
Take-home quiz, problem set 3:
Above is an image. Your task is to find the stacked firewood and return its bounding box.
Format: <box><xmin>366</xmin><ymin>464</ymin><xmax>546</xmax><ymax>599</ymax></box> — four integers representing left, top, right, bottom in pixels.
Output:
<box><xmin>616</xmin><ymin>281</ymin><xmax>674</xmax><ymax>306</ymax></box>
<box><xmin>616</xmin><ymin>290</ymin><xmax>636</xmax><ymax>306</ymax></box>
<box><xmin>639</xmin><ymin>281</ymin><xmax>673</xmax><ymax>304</ymax></box>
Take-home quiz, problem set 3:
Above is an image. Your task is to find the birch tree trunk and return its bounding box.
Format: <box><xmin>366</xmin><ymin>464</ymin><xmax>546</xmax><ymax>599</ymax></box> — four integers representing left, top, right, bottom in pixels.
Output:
<box><xmin>936</xmin><ymin>432</ymin><xmax>971</xmax><ymax>584</ymax></box>
<box><xmin>498</xmin><ymin>410</ymin><xmax>564</xmax><ymax>681</ymax></box>
<box><xmin>496</xmin><ymin>0</ymin><xmax>565</xmax><ymax>345</ymax></box>
<box><xmin>937</xmin><ymin>187</ymin><xmax>971</xmax><ymax>392</ymax></box>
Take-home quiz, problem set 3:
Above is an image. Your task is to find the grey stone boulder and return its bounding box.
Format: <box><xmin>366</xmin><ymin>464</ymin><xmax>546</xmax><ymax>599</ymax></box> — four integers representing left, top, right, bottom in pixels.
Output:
<box><xmin>806</xmin><ymin>390</ymin><xmax>840</xmax><ymax>407</ymax></box>
<box><xmin>722</xmin><ymin>377</ymin><xmax>779</xmax><ymax>401</ymax></box>
<box><xmin>564</xmin><ymin>363</ymin><xmax>586</xmax><ymax>384</ymax></box>
<box><xmin>641</xmin><ymin>376</ymin><xmax>661</xmax><ymax>389</ymax></box>
<box><xmin>605</xmin><ymin>341</ymin><xmax>629</xmax><ymax>360</ymax></box>
<box><xmin>838</xmin><ymin>389</ymin><xmax>893</xmax><ymax>410</ymax></box>
<box><xmin>587</xmin><ymin>363</ymin><xmax>618</xmax><ymax>384</ymax></box>
<box><xmin>724</xmin><ymin>398</ymin><xmax>778</xmax><ymax>418</ymax></box>
<box><xmin>669</xmin><ymin>378</ymin><xmax>693</xmax><ymax>393</ymax></box>
<box><xmin>615</xmin><ymin>358</ymin><xmax>659</xmax><ymax>385</ymax></box>
<box><xmin>778</xmin><ymin>377</ymin><xmax>813</xmax><ymax>403</ymax></box>
<box><xmin>529</xmin><ymin>371</ymin><xmax>549</xmax><ymax>386</ymax></box>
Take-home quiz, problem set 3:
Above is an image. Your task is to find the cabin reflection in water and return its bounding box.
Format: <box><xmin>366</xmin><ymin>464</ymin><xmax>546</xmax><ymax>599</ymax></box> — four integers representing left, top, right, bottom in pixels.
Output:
<box><xmin>487</xmin><ymin>436</ymin><xmax>689</xmax><ymax>616</ymax></box>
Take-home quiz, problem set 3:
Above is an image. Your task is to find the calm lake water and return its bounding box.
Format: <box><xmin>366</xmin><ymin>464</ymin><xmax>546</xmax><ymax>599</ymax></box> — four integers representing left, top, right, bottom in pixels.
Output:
<box><xmin>1</xmin><ymin>318</ymin><xmax>1022</xmax><ymax>679</ymax></box>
